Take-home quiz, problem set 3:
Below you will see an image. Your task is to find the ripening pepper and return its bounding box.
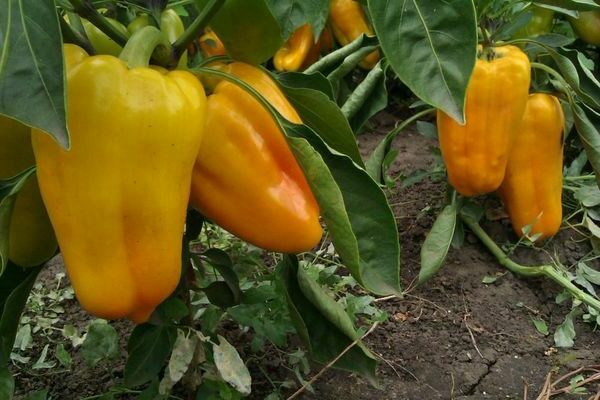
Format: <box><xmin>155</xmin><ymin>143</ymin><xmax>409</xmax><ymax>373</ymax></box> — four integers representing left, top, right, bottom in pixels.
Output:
<box><xmin>198</xmin><ymin>28</ymin><xmax>227</xmax><ymax>57</ymax></box>
<box><xmin>329</xmin><ymin>0</ymin><xmax>380</xmax><ymax>69</ymax></box>
<box><xmin>31</xmin><ymin>30</ymin><xmax>206</xmax><ymax>323</ymax></box>
<box><xmin>274</xmin><ymin>24</ymin><xmax>334</xmax><ymax>72</ymax></box>
<box><xmin>514</xmin><ymin>6</ymin><xmax>554</xmax><ymax>38</ymax></box>
<box><xmin>189</xmin><ymin>62</ymin><xmax>323</xmax><ymax>253</ymax></box>
<box><xmin>498</xmin><ymin>94</ymin><xmax>564</xmax><ymax>240</ymax></box>
<box><xmin>0</xmin><ymin>116</ymin><xmax>57</xmax><ymax>267</ymax></box>
<box><xmin>568</xmin><ymin>10</ymin><xmax>600</xmax><ymax>46</ymax></box>
<box><xmin>82</xmin><ymin>18</ymin><xmax>128</xmax><ymax>56</ymax></box>
<box><xmin>437</xmin><ymin>45</ymin><xmax>531</xmax><ymax>197</ymax></box>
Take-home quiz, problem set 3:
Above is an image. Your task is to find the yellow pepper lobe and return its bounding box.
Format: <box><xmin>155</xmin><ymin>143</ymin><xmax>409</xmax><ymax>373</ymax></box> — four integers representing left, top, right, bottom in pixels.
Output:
<box><xmin>499</xmin><ymin>94</ymin><xmax>564</xmax><ymax>240</ymax></box>
<box><xmin>437</xmin><ymin>45</ymin><xmax>531</xmax><ymax>197</ymax></box>
<box><xmin>329</xmin><ymin>0</ymin><xmax>380</xmax><ymax>69</ymax></box>
<box><xmin>32</xmin><ymin>44</ymin><xmax>207</xmax><ymax>323</ymax></box>
<box><xmin>189</xmin><ymin>62</ymin><xmax>322</xmax><ymax>253</ymax></box>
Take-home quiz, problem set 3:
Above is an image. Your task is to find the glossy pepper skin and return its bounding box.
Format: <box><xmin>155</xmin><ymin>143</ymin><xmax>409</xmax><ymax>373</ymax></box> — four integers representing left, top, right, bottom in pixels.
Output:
<box><xmin>568</xmin><ymin>10</ymin><xmax>600</xmax><ymax>46</ymax></box>
<box><xmin>31</xmin><ymin>44</ymin><xmax>207</xmax><ymax>323</ymax></box>
<box><xmin>499</xmin><ymin>94</ymin><xmax>564</xmax><ymax>240</ymax></box>
<box><xmin>274</xmin><ymin>25</ymin><xmax>334</xmax><ymax>72</ymax></box>
<box><xmin>514</xmin><ymin>6</ymin><xmax>554</xmax><ymax>38</ymax></box>
<box><xmin>199</xmin><ymin>28</ymin><xmax>227</xmax><ymax>57</ymax></box>
<box><xmin>329</xmin><ymin>0</ymin><xmax>380</xmax><ymax>69</ymax></box>
<box><xmin>437</xmin><ymin>45</ymin><xmax>531</xmax><ymax>197</ymax></box>
<box><xmin>190</xmin><ymin>62</ymin><xmax>322</xmax><ymax>253</ymax></box>
<box><xmin>0</xmin><ymin>117</ymin><xmax>57</xmax><ymax>267</ymax></box>
<box><xmin>274</xmin><ymin>24</ymin><xmax>314</xmax><ymax>72</ymax></box>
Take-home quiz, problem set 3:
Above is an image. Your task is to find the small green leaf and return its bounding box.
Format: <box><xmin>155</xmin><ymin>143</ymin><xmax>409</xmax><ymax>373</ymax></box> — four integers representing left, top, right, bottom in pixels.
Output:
<box><xmin>531</xmin><ymin>318</ymin><xmax>549</xmax><ymax>336</ymax></box>
<box><xmin>213</xmin><ymin>335</ymin><xmax>251</xmax><ymax>395</ymax></box>
<box><xmin>0</xmin><ymin>367</ymin><xmax>14</xmax><ymax>400</ymax></box>
<box><xmin>55</xmin><ymin>343</ymin><xmax>72</xmax><ymax>368</ymax></box>
<box><xmin>124</xmin><ymin>324</ymin><xmax>176</xmax><ymax>388</ymax></box>
<box><xmin>482</xmin><ymin>275</ymin><xmax>498</xmax><ymax>284</ymax></box>
<box><xmin>419</xmin><ymin>204</ymin><xmax>457</xmax><ymax>285</ymax></box>
<box><xmin>554</xmin><ymin>309</ymin><xmax>579</xmax><ymax>348</ymax></box>
<box><xmin>81</xmin><ymin>320</ymin><xmax>119</xmax><ymax>368</ymax></box>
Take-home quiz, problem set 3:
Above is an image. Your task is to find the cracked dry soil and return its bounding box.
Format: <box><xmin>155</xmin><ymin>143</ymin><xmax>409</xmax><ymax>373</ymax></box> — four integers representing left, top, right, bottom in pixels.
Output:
<box><xmin>302</xmin><ymin>113</ymin><xmax>600</xmax><ymax>399</ymax></box>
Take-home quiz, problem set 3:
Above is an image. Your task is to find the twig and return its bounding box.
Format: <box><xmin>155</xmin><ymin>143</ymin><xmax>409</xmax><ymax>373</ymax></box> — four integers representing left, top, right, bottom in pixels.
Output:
<box><xmin>524</xmin><ymin>377</ymin><xmax>529</xmax><ymax>400</ymax></box>
<box><xmin>535</xmin><ymin>372</ymin><xmax>553</xmax><ymax>400</ymax></box>
<box><xmin>286</xmin><ymin>322</ymin><xmax>379</xmax><ymax>400</ymax></box>
<box><xmin>462</xmin><ymin>292</ymin><xmax>484</xmax><ymax>360</ymax></box>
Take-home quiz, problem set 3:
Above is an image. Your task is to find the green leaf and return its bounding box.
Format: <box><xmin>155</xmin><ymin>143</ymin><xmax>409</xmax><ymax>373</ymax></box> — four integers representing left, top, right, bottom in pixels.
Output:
<box><xmin>572</xmin><ymin>103</ymin><xmax>600</xmax><ymax>188</ymax></box>
<box><xmin>124</xmin><ymin>324</ymin><xmax>177</xmax><ymax>388</ymax></box>
<box><xmin>0</xmin><ymin>0</ymin><xmax>68</xmax><ymax>147</ymax></box>
<box><xmin>305</xmin><ymin>35</ymin><xmax>379</xmax><ymax>76</ymax></box>
<box><xmin>532</xmin><ymin>318</ymin><xmax>549</xmax><ymax>336</ymax></box>
<box><xmin>55</xmin><ymin>343</ymin><xmax>72</xmax><ymax>368</ymax></box>
<box><xmin>265</xmin><ymin>0</ymin><xmax>329</xmax><ymax>40</ymax></box>
<box><xmin>554</xmin><ymin>308</ymin><xmax>579</xmax><ymax>348</ymax></box>
<box><xmin>419</xmin><ymin>204</ymin><xmax>457</xmax><ymax>285</ymax></box>
<box><xmin>278</xmin><ymin>77</ymin><xmax>363</xmax><ymax>166</ymax></box>
<box><xmin>369</xmin><ymin>0</ymin><xmax>477</xmax><ymax>123</ymax></box>
<box><xmin>0</xmin><ymin>167</ymin><xmax>36</xmax><ymax>274</ymax></box>
<box><xmin>482</xmin><ymin>275</ymin><xmax>498</xmax><ymax>284</ymax></box>
<box><xmin>341</xmin><ymin>61</ymin><xmax>388</xmax><ymax>133</ymax></box>
<box><xmin>578</xmin><ymin>262</ymin><xmax>600</xmax><ymax>285</ymax></box>
<box><xmin>276</xmin><ymin>255</ymin><xmax>378</xmax><ymax>385</ymax></box>
<box><xmin>213</xmin><ymin>335</ymin><xmax>251</xmax><ymax>396</ymax></box>
<box><xmin>277</xmin><ymin>71</ymin><xmax>334</xmax><ymax>100</ymax></box>
<box><xmin>283</xmin><ymin>126</ymin><xmax>401</xmax><ymax>296</ymax></box>
<box><xmin>201</xmin><ymin>249</ymin><xmax>241</xmax><ymax>308</ymax></box>
<box><xmin>0</xmin><ymin>367</ymin><xmax>14</xmax><ymax>400</ymax></box>
<box><xmin>0</xmin><ymin>263</ymin><xmax>41</xmax><ymax>365</ymax></box>
<box><xmin>81</xmin><ymin>320</ymin><xmax>119</xmax><ymax>368</ymax></box>
<box><xmin>198</xmin><ymin>0</ymin><xmax>283</xmax><ymax>64</ymax></box>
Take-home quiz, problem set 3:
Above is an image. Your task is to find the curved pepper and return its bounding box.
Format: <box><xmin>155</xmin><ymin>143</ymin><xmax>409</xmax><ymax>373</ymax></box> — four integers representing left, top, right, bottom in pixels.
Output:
<box><xmin>274</xmin><ymin>25</ymin><xmax>334</xmax><ymax>72</ymax></box>
<box><xmin>31</xmin><ymin>39</ymin><xmax>206</xmax><ymax>323</ymax></box>
<box><xmin>514</xmin><ymin>6</ymin><xmax>554</xmax><ymax>38</ymax></box>
<box><xmin>329</xmin><ymin>0</ymin><xmax>380</xmax><ymax>69</ymax></box>
<box><xmin>437</xmin><ymin>45</ymin><xmax>531</xmax><ymax>197</ymax></box>
<box><xmin>0</xmin><ymin>117</ymin><xmax>57</xmax><ymax>267</ymax></box>
<box><xmin>274</xmin><ymin>24</ymin><xmax>314</xmax><ymax>72</ymax></box>
<box><xmin>199</xmin><ymin>28</ymin><xmax>227</xmax><ymax>57</ymax></box>
<box><xmin>498</xmin><ymin>94</ymin><xmax>564</xmax><ymax>240</ymax></box>
<box><xmin>568</xmin><ymin>11</ymin><xmax>600</xmax><ymax>46</ymax></box>
<box><xmin>189</xmin><ymin>62</ymin><xmax>322</xmax><ymax>253</ymax></box>
<box><xmin>82</xmin><ymin>18</ymin><xmax>128</xmax><ymax>56</ymax></box>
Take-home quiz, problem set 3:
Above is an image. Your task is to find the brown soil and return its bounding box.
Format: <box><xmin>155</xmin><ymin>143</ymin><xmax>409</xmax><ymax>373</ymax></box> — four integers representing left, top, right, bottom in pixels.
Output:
<box><xmin>12</xmin><ymin>110</ymin><xmax>600</xmax><ymax>399</ymax></box>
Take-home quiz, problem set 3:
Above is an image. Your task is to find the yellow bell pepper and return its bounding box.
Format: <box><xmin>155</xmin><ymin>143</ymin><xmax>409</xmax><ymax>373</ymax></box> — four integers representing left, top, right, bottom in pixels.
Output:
<box><xmin>329</xmin><ymin>0</ymin><xmax>380</xmax><ymax>69</ymax></box>
<box><xmin>0</xmin><ymin>116</ymin><xmax>57</xmax><ymax>267</ymax></box>
<box><xmin>437</xmin><ymin>45</ymin><xmax>531</xmax><ymax>197</ymax></box>
<box><xmin>274</xmin><ymin>24</ymin><xmax>335</xmax><ymax>72</ymax></box>
<box><xmin>31</xmin><ymin>30</ymin><xmax>206</xmax><ymax>322</ymax></box>
<box><xmin>498</xmin><ymin>94</ymin><xmax>564</xmax><ymax>240</ymax></box>
<box><xmin>189</xmin><ymin>62</ymin><xmax>322</xmax><ymax>253</ymax></box>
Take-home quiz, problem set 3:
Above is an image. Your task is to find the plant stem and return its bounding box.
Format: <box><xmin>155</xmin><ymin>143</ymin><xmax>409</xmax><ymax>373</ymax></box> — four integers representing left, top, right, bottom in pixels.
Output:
<box><xmin>460</xmin><ymin>213</ymin><xmax>600</xmax><ymax>312</ymax></box>
<box><xmin>119</xmin><ymin>26</ymin><xmax>172</xmax><ymax>69</ymax></box>
<box><xmin>531</xmin><ymin>62</ymin><xmax>576</xmax><ymax>103</ymax></box>
<box><xmin>59</xmin><ymin>14</ymin><xmax>95</xmax><ymax>55</ymax></box>
<box><xmin>172</xmin><ymin>0</ymin><xmax>225</xmax><ymax>59</ymax></box>
<box><xmin>69</xmin><ymin>0</ymin><xmax>129</xmax><ymax>47</ymax></box>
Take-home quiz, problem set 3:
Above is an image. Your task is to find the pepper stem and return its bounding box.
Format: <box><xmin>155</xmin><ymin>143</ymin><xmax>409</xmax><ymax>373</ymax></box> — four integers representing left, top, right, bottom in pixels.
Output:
<box><xmin>69</xmin><ymin>0</ymin><xmax>129</xmax><ymax>47</ymax></box>
<box><xmin>460</xmin><ymin>212</ymin><xmax>600</xmax><ymax>312</ymax></box>
<box><xmin>119</xmin><ymin>26</ymin><xmax>172</xmax><ymax>69</ymax></box>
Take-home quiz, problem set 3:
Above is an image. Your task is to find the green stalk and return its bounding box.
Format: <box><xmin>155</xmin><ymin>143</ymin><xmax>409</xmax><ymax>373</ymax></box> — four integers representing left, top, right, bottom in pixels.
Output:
<box><xmin>172</xmin><ymin>0</ymin><xmax>225</xmax><ymax>59</ymax></box>
<box><xmin>530</xmin><ymin>62</ymin><xmax>575</xmax><ymax>104</ymax></box>
<box><xmin>59</xmin><ymin>14</ymin><xmax>95</xmax><ymax>55</ymax></box>
<box><xmin>460</xmin><ymin>213</ymin><xmax>600</xmax><ymax>312</ymax></box>
<box><xmin>69</xmin><ymin>0</ymin><xmax>129</xmax><ymax>47</ymax></box>
<box><xmin>119</xmin><ymin>26</ymin><xmax>172</xmax><ymax>69</ymax></box>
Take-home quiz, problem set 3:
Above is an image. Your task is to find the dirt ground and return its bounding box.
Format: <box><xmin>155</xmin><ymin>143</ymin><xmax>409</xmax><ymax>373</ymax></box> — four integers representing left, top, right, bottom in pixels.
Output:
<box><xmin>12</xmin><ymin>111</ymin><xmax>600</xmax><ymax>399</ymax></box>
